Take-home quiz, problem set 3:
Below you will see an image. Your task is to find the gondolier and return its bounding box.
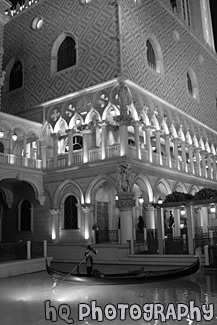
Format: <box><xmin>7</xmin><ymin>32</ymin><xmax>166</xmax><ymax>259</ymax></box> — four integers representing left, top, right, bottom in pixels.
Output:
<box><xmin>85</xmin><ymin>245</ymin><xmax>97</xmax><ymax>277</ymax></box>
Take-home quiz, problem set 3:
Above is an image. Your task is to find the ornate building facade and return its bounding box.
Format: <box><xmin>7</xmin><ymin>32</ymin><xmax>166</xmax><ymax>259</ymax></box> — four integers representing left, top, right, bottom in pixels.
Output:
<box><xmin>0</xmin><ymin>0</ymin><xmax>217</xmax><ymax>256</ymax></box>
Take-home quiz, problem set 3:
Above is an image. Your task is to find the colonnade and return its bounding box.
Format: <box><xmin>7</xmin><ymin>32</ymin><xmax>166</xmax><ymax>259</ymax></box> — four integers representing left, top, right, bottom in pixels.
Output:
<box><xmin>49</xmin><ymin>122</ymin><xmax>217</xmax><ymax>184</ymax></box>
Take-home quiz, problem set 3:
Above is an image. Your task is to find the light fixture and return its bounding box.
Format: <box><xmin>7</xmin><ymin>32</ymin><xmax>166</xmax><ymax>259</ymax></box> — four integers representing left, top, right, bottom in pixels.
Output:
<box><xmin>0</xmin><ymin>129</ymin><xmax>4</xmax><ymax>138</ymax></box>
<box><xmin>210</xmin><ymin>204</ymin><xmax>216</xmax><ymax>213</ymax></box>
<box><xmin>138</xmin><ymin>195</ymin><xmax>144</xmax><ymax>205</ymax></box>
<box><xmin>80</xmin><ymin>0</ymin><xmax>92</xmax><ymax>4</ymax></box>
<box><xmin>158</xmin><ymin>198</ymin><xmax>163</xmax><ymax>204</ymax></box>
<box><xmin>115</xmin><ymin>193</ymin><xmax>118</xmax><ymax>201</ymax></box>
<box><xmin>180</xmin><ymin>207</ymin><xmax>186</xmax><ymax>216</ymax></box>
<box><xmin>12</xmin><ymin>133</ymin><xmax>17</xmax><ymax>141</ymax></box>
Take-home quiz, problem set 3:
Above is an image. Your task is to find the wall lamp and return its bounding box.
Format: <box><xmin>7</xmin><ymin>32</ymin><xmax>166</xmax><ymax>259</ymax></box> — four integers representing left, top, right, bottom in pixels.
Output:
<box><xmin>80</xmin><ymin>0</ymin><xmax>93</xmax><ymax>4</ymax></box>
<box><xmin>115</xmin><ymin>193</ymin><xmax>118</xmax><ymax>201</ymax></box>
<box><xmin>0</xmin><ymin>129</ymin><xmax>4</xmax><ymax>138</ymax></box>
<box><xmin>210</xmin><ymin>204</ymin><xmax>216</xmax><ymax>213</ymax></box>
<box><xmin>138</xmin><ymin>195</ymin><xmax>144</xmax><ymax>205</ymax></box>
<box><xmin>12</xmin><ymin>133</ymin><xmax>17</xmax><ymax>141</ymax></box>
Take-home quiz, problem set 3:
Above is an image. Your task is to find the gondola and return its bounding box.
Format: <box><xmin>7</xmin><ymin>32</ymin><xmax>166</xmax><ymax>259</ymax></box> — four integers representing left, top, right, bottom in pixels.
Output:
<box><xmin>46</xmin><ymin>257</ymin><xmax>200</xmax><ymax>286</ymax></box>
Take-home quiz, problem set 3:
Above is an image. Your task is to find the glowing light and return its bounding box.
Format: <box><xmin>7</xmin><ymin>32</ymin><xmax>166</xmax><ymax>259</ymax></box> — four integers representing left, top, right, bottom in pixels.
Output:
<box><xmin>52</xmin><ymin>229</ymin><xmax>56</xmax><ymax>240</ymax></box>
<box><xmin>138</xmin><ymin>195</ymin><xmax>144</xmax><ymax>205</ymax></box>
<box><xmin>210</xmin><ymin>204</ymin><xmax>216</xmax><ymax>213</ymax></box>
<box><xmin>84</xmin><ymin>229</ymin><xmax>89</xmax><ymax>240</ymax></box>
<box><xmin>0</xmin><ymin>129</ymin><xmax>4</xmax><ymax>138</ymax></box>
<box><xmin>180</xmin><ymin>207</ymin><xmax>186</xmax><ymax>216</ymax></box>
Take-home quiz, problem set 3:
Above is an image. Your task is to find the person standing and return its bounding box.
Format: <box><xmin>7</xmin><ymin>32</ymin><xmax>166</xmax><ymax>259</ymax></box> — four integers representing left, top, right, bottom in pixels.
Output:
<box><xmin>85</xmin><ymin>245</ymin><xmax>97</xmax><ymax>276</ymax></box>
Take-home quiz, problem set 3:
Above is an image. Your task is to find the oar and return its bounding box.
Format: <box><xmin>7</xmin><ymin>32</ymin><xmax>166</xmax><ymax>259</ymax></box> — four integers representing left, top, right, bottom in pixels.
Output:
<box><xmin>52</xmin><ymin>257</ymin><xmax>87</xmax><ymax>289</ymax></box>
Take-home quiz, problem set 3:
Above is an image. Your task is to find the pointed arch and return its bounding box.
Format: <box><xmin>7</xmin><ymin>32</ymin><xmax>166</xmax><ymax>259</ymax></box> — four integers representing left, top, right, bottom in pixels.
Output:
<box><xmin>153</xmin><ymin>178</ymin><xmax>172</xmax><ymax>202</ymax></box>
<box><xmin>51</xmin><ymin>32</ymin><xmax>77</xmax><ymax>74</ymax></box>
<box><xmin>52</xmin><ymin>179</ymin><xmax>84</xmax><ymax>208</ymax></box>
<box><xmin>85</xmin><ymin>174</ymin><xmax>117</xmax><ymax>204</ymax></box>
<box><xmin>134</xmin><ymin>174</ymin><xmax>153</xmax><ymax>203</ymax></box>
<box><xmin>173</xmin><ymin>182</ymin><xmax>187</xmax><ymax>193</ymax></box>
<box><xmin>85</xmin><ymin>108</ymin><xmax>101</xmax><ymax>125</ymax></box>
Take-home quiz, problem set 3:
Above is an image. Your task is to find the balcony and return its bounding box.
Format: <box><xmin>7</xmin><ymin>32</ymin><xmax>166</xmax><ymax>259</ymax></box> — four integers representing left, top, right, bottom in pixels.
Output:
<box><xmin>0</xmin><ymin>152</ymin><xmax>42</xmax><ymax>170</ymax></box>
<box><xmin>44</xmin><ymin>143</ymin><xmax>215</xmax><ymax>184</ymax></box>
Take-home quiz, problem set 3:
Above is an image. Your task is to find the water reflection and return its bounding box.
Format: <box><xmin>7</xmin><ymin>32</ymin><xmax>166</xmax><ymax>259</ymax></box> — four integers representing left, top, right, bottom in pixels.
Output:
<box><xmin>0</xmin><ymin>269</ymin><xmax>216</xmax><ymax>324</ymax></box>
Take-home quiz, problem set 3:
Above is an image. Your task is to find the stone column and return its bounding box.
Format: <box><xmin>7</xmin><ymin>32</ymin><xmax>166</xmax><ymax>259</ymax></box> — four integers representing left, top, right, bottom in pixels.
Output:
<box><xmin>180</xmin><ymin>141</ymin><xmax>187</xmax><ymax>172</ymax></box>
<box><xmin>173</xmin><ymin>208</ymin><xmax>181</xmax><ymax>237</ymax></box>
<box><xmin>116</xmin><ymin>192</ymin><xmax>135</xmax><ymax>244</ymax></box>
<box><xmin>207</xmin><ymin>153</ymin><xmax>212</xmax><ymax>179</ymax></box>
<box><xmin>186</xmin><ymin>205</ymin><xmax>195</xmax><ymax>255</ymax></box>
<box><xmin>50</xmin><ymin>208</ymin><xmax>60</xmax><ymax>243</ymax></box>
<box><xmin>201</xmin><ymin>206</ymin><xmax>209</xmax><ymax>233</ymax></box>
<box><xmin>9</xmin><ymin>131</ymin><xmax>14</xmax><ymax>154</ymax></box>
<box><xmin>187</xmin><ymin>145</ymin><xmax>195</xmax><ymax>174</ymax></box>
<box><xmin>164</xmin><ymin>134</ymin><xmax>171</xmax><ymax>168</ymax></box>
<box><xmin>76</xmin><ymin>203</ymin><xmax>82</xmax><ymax>229</ymax></box>
<box><xmin>82</xmin><ymin>130</ymin><xmax>92</xmax><ymax>163</ymax></box>
<box><xmin>145</xmin><ymin>205</ymin><xmax>156</xmax><ymax>229</ymax></box>
<box><xmin>156</xmin><ymin>207</ymin><xmax>165</xmax><ymax>254</ymax></box>
<box><xmin>0</xmin><ymin>206</ymin><xmax>2</xmax><ymax>242</ymax></box>
<box><xmin>51</xmin><ymin>133</ymin><xmax>59</xmax><ymax>168</ymax></box>
<box><xmin>66</xmin><ymin>129</ymin><xmax>74</xmax><ymax>166</ymax></box>
<box><xmin>41</xmin><ymin>145</ymin><xmax>47</xmax><ymax>169</ymax></box>
<box><xmin>119</xmin><ymin>120</ymin><xmax>129</xmax><ymax>156</ymax></box>
<box><xmin>142</xmin><ymin>126</ymin><xmax>153</xmax><ymax>163</ymax></box>
<box><xmin>22</xmin><ymin>134</ymin><xmax>28</xmax><ymax>167</ymax></box>
<box><xmin>212</xmin><ymin>155</ymin><xmax>217</xmax><ymax>180</ymax></box>
<box><xmin>172</xmin><ymin>138</ymin><xmax>180</xmax><ymax>170</ymax></box>
<box><xmin>82</xmin><ymin>203</ymin><xmax>94</xmax><ymax>241</ymax></box>
<box><xmin>133</xmin><ymin>121</ymin><xmax>141</xmax><ymax>159</ymax></box>
<box><xmin>154</xmin><ymin>130</ymin><xmax>162</xmax><ymax>165</ymax></box>
<box><xmin>100</xmin><ymin>121</ymin><xmax>108</xmax><ymax>160</ymax></box>
<box><xmin>195</xmin><ymin>148</ymin><xmax>201</xmax><ymax>176</ymax></box>
<box><xmin>200</xmin><ymin>150</ymin><xmax>207</xmax><ymax>178</ymax></box>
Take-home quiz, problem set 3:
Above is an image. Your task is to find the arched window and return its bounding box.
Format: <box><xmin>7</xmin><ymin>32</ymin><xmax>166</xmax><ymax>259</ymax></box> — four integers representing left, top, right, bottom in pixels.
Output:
<box><xmin>0</xmin><ymin>143</ymin><xmax>4</xmax><ymax>153</ymax></box>
<box><xmin>73</xmin><ymin>135</ymin><xmax>83</xmax><ymax>150</ymax></box>
<box><xmin>19</xmin><ymin>200</ymin><xmax>32</xmax><ymax>232</ymax></box>
<box><xmin>9</xmin><ymin>60</ymin><xmax>23</xmax><ymax>91</ymax></box>
<box><xmin>57</xmin><ymin>37</ymin><xmax>76</xmax><ymax>72</ymax></box>
<box><xmin>146</xmin><ymin>40</ymin><xmax>156</xmax><ymax>70</ymax></box>
<box><xmin>186</xmin><ymin>69</ymin><xmax>199</xmax><ymax>99</ymax></box>
<box><xmin>64</xmin><ymin>195</ymin><xmax>78</xmax><ymax>229</ymax></box>
<box><xmin>187</xmin><ymin>72</ymin><xmax>193</xmax><ymax>96</ymax></box>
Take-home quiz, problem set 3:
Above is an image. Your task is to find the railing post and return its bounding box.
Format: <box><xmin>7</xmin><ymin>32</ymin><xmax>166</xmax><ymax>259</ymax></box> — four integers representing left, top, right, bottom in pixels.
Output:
<box><xmin>27</xmin><ymin>241</ymin><xmax>31</xmax><ymax>259</ymax></box>
<box><xmin>204</xmin><ymin>245</ymin><xmax>209</xmax><ymax>266</ymax></box>
<box><xmin>130</xmin><ymin>239</ymin><xmax>134</xmax><ymax>255</ymax></box>
<box><xmin>43</xmin><ymin>240</ymin><xmax>47</xmax><ymax>258</ymax></box>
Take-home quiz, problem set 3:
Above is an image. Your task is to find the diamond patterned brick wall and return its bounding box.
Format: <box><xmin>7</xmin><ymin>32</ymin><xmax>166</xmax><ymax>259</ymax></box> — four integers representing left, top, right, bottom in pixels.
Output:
<box><xmin>2</xmin><ymin>0</ymin><xmax>120</xmax><ymax>120</ymax></box>
<box><xmin>120</xmin><ymin>0</ymin><xmax>217</xmax><ymax>132</ymax></box>
<box><xmin>2</xmin><ymin>0</ymin><xmax>217</xmax><ymax>133</ymax></box>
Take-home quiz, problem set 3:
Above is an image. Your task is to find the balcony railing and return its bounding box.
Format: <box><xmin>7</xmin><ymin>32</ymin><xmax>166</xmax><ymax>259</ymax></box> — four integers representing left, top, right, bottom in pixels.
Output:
<box><xmin>0</xmin><ymin>240</ymin><xmax>47</xmax><ymax>262</ymax></box>
<box><xmin>0</xmin><ymin>152</ymin><xmax>42</xmax><ymax>170</ymax></box>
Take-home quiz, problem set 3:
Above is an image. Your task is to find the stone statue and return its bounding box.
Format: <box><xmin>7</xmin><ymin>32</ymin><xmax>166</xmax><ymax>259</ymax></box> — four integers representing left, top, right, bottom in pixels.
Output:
<box><xmin>116</xmin><ymin>163</ymin><xmax>133</xmax><ymax>192</ymax></box>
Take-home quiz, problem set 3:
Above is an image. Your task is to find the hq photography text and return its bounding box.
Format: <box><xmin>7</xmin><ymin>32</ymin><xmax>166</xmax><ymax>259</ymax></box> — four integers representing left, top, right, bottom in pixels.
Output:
<box><xmin>44</xmin><ymin>300</ymin><xmax>215</xmax><ymax>323</ymax></box>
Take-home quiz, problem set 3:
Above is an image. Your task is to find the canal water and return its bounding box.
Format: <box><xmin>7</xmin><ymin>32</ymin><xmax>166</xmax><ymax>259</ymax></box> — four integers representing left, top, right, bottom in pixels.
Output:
<box><xmin>0</xmin><ymin>264</ymin><xmax>216</xmax><ymax>325</ymax></box>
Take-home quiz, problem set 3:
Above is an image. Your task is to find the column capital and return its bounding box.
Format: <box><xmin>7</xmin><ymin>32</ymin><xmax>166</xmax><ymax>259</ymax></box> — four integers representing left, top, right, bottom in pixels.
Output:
<box><xmin>98</xmin><ymin>120</ymin><xmax>108</xmax><ymax>128</ymax></box>
<box><xmin>116</xmin><ymin>192</ymin><xmax>135</xmax><ymax>210</ymax></box>
<box><xmin>144</xmin><ymin>204</ymin><xmax>155</xmax><ymax>212</ymax></box>
<box><xmin>81</xmin><ymin>203</ymin><xmax>94</xmax><ymax>212</ymax></box>
<box><xmin>66</xmin><ymin>128</ymin><xmax>74</xmax><ymax>135</ymax></box>
<box><xmin>51</xmin><ymin>132</ymin><xmax>59</xmax><ymax>139</ymax></box>
<box><xmin>49</xmin><ymin>208</ymin><xmax>60</xmax><ymax>215</ymax></box>
<box><xmin>132</xmin><ymin>120</ymin><xmax>142</xmax><ymax>128</ymax></box>
<box><xmin>142</xmin><ymin>125</ymin><xmax>153</xmax><ymax>132</ymax></box>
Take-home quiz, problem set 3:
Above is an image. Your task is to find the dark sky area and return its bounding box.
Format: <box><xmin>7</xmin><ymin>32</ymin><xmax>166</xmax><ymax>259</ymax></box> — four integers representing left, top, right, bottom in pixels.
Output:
<box><xmin>8</xmin><ymin>0</ymin><xmax>217</xmax><ymax>52</ymax></box>
<box><xmin>210</xmin><ymin>0</ymin><xmax>217</xmax><ymax>51</ymax></box>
